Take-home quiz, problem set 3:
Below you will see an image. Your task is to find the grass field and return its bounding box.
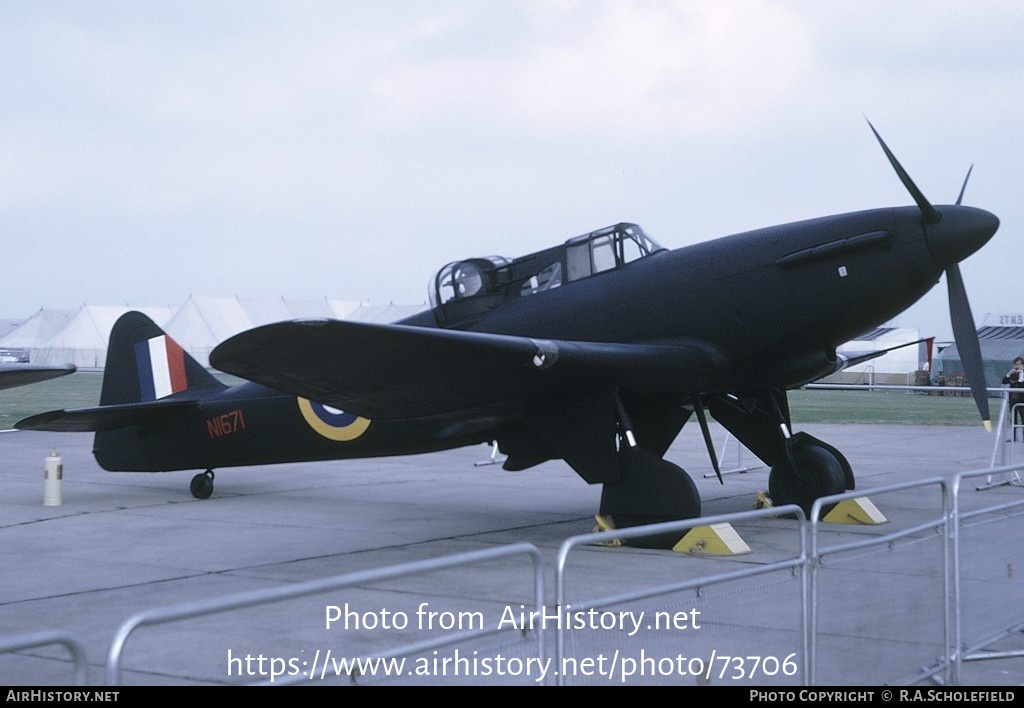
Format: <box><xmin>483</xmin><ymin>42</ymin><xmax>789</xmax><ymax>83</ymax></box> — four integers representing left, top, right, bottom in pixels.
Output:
<box><xmin>0</xmin><ymin>371</ymin><xmax>991</xmax><ymax>429</ymax></box>
<box><xmin>1</xmin><ymin>372</ymin><xmax>105</xmax><ymax>426</ymax></box>
<box><xmin>789</xmin><ymin>388</ymin><xmax>983</xmax><ymax>425</ymax></box>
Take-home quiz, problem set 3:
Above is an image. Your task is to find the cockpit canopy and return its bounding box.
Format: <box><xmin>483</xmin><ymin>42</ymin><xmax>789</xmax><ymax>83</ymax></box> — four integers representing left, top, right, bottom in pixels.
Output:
<box><xmin>431</xmin><ymin>256</ymin><xmax>511</xmax><ymax>309</ymax></box>
<box><xmin>429</xmin><ymin>223</ymin><xmax>664</xmax><ymax>325</ymax></box>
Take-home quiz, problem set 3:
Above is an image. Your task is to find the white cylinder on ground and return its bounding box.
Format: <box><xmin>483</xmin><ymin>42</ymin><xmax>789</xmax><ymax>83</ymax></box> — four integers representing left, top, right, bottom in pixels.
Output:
<box><xmin>44</xmin><ymin>451</ymin><xmax>62</xmax><ymax>506</ymax></box>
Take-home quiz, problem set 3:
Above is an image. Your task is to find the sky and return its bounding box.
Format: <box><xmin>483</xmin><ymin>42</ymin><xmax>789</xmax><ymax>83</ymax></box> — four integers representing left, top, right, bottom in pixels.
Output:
<box><xmin>3</xmin><ymin>1</ymin><xmax>1023</xmax><ymax>342</ymax></box>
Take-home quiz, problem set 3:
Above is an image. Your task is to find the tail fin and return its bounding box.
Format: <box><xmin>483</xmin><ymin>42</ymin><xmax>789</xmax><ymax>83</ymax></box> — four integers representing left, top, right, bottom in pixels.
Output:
<box><xmin>16</xmin><ymin>312</ymin><xmax>225</xmax><ymax>434</ymax></box>
<box><xmin>100</xmin><ymin>311</ymin><xmax>225</xmax><ymax>405</ymax></box>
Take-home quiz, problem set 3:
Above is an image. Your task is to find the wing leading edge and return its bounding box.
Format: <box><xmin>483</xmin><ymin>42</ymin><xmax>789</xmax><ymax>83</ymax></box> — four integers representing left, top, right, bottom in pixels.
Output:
<box><xmin>209</xmin><ymin>319</ymin><xmax>727</xmax><ymax>421</ymax></box>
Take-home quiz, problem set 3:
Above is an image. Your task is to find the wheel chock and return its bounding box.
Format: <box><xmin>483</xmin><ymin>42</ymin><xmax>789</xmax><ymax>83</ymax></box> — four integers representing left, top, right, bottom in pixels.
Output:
<box><xmin>673</xmin><ymin>523</ymin><xmax>751</xmax><ymax>556</ymax></box>
<box><xmin>754</xmin><ymin>491</ymin><xmax>773</xmax><ymax>509</ymax></box>
<box><xmin>822</xmin><ymin>497</ymin><xmax>887</xmax><ymax>525</ymax></box>
<box><xmin>592</xmin><ymin>514</ymin><xmax>623</xmax><ymax>547</ymax></box>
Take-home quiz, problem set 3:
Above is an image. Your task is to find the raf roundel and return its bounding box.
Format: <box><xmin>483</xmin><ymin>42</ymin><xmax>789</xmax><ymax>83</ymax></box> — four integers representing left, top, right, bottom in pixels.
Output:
<box><xmin>297</xmin><ymin>398</ymin><xmax>371</xmax><ymax>441</ymax></box>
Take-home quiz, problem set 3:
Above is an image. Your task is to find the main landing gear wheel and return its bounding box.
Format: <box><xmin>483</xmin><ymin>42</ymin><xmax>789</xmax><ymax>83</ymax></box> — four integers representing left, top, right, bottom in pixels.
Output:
<box><xmin>190</xmin><ymin>470</ymin><xmax>215</xmax><ymax>500</ymax></box>
<box><xmin>768</xmin><ymin>438</ymin><xmax>845</xmax><ymax>520</ymax></box>
<box><xmin>600</xmin><ymin>446</ymin><xmax>701</xmax><ymax>550</ymax></box>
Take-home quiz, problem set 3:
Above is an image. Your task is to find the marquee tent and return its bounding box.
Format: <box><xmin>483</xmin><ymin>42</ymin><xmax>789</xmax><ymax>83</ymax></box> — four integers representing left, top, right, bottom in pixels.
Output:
<box><xmin>3</xmin><ymin>297</ymin><xmax>429</xmax><ymax>370</ymax></box>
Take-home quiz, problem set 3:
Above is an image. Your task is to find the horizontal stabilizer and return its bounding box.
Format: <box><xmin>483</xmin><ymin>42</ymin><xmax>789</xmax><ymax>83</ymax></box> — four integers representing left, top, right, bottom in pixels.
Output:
<box><xmin>16</xmin><ymin>399</ymin><xmax>199</xmax><ymax>433</ymax></box>
<box><xmin>0</xmin><ymin>363</ymin><xmax>76</xmax><ymax>392</ymax></box>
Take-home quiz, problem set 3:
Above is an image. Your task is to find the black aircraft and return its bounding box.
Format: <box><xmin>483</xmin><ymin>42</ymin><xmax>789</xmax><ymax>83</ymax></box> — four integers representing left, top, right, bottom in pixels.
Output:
<box><xmin>16</xmin><ymin>126</ymin><xmax>999</xmax><ymax>547</ymax></box>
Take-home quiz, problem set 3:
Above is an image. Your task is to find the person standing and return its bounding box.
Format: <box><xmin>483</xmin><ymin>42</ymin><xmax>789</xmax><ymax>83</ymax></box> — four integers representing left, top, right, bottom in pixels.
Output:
<box><xmin>1003</xmin><ymin>357</ymin><xmax>1024</xmax><ymax>440</ymax></box>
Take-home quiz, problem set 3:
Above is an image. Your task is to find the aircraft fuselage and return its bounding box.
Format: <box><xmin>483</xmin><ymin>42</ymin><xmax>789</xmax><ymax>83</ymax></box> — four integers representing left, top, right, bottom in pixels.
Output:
<box><xmin>443</xmin><ymin>206</ymin><xmax>947</xmax><ymax>394</ymax></box>
<box><xmin>92</xmin><ymin>203</ymin><xmax>988</xmax><ymax>472</ymax></box>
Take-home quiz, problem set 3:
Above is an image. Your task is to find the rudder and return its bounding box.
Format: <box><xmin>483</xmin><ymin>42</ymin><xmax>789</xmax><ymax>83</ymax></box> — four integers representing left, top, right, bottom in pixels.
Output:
<box><xmin>100</xmin><ymin>311</ymin><xmax>225</xmax><ymax>405</ymax></box>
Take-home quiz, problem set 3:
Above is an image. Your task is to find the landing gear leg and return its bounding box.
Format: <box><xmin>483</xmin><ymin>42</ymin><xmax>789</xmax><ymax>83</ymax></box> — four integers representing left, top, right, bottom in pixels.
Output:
<box><xmin>190</xmin><ymin>469</ymin><xmax>215</xmax><ymax>500</ymax></box>
<box><xmin>709</xmin><ymin>392</ymin><xmax>853</xmax><ymax>519</ymax></box>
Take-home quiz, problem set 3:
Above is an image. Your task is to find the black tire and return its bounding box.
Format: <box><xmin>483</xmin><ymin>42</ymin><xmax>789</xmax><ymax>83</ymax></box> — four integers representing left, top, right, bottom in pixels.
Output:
<box><xmin>189</xmin><ymin>471</ymin><xmax>214</xmax><ymax>500</ymax></box>
<box><xmin>768</xmin><ymin>441</ymin><xmax>845</xmax><ymax>520</ymax></box>
<box><xmin>601</xmin><ymin>447</ymin><xmax>701</xmax><ymax>549</ymax></box>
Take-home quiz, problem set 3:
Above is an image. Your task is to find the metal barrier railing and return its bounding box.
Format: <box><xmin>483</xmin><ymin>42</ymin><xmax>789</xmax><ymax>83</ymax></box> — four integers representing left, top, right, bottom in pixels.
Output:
<box><xmin>949</xmin><ymin>465</ymin><xmax>1024</xmax><ymax>685</ymax></box>
<box><xmin>0</xmin><ymin>629</ymin><xmax>88</xmax><ymax>685</ymax></box>
<box><xmin>984</xmin><ymin>400</ymin><xmax>1024</xmax><ymax>487</ymax></box>
<box><xmin>105</xmin><ymin>543</ymin><xmax>544</xmax><ymax>685</ymax></box>
<box><xmin>808</xmin><ymin>478</ymin><xmax>950</xmax><ymax>685</ymax></box>
<box><xmin>5</xmin><ymin>449</ymin><xmax>1024</xmax><ymax>686</ymax></box>
<box><xmin>704</xmin><ymin>431</ymin><xmax>761</xmax><ymax>479</ymax></box>
<box><xmin>554</xmin><ymin>505</ymin><xmax>809</xmax><ymax>686</ymax></box>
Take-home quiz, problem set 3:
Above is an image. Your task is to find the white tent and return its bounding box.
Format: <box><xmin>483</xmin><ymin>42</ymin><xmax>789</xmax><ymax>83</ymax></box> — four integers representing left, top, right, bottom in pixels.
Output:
<box><xmin>346</xmin><ymin>302</ymin><xmax>429</xmax><ymax>323</ymax></box>
<box><xmin>286</xmin><ymin>298</ymin><xmax>363</xmax><ymax>320</ymax></box>
<box><xmin>0</xmin><ymin>308</ymin><xmax>76</xmax><ymax>350</ymax></box>
<box><xmin>238</xmin><ymin>296</ymin><xmax>368</xmax><ymax>324</ymax></box>
<box><xmin>31</xmin><ymin>305</ymin><xmax>174</xmax><ymax>370</ymax></box>
<box><xmin>5</xmin><ymin>297</ymin><xmax>431</xmax><ymax>370</ymax></box>
<box><xmin>0</xmin><ymin>319</ymin><xmax>20</xmax><ymax>340</ymax></box>
<box><xmin>162</xmin><ymin>296</ymin><xmax>254</xmax><ymax>367</ymax></box>
<box><xmin>163</xmin><ymin>296</ymin><xmax>369</xmax><ymax>366</ymax></box>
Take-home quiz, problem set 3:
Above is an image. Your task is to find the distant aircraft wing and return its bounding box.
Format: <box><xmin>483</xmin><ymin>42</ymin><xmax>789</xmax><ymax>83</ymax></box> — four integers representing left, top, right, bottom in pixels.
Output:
<box><xmin>0</xmin><ymin>363</ymin><xmax>76</xmax><ymax>392</ymax></box>
<box><xmin>833</xmin><ymin>338</ymin><xmax>931</xmax><ymax>373</ymax></box>
<box><xmin>16</xmin><ymin>399</ymin><xmax>200</xmax><ymax>432</ymax></box>
<box><xmin>210</xmin><ymin>319</ymin><xmax>726</xmax><ymax>420</ymax></box>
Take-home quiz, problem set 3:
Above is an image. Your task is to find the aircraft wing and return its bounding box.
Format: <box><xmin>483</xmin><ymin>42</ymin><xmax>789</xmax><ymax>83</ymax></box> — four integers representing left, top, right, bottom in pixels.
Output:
<box><xmin>209</xmin><ymin>319</ymin><xmax>726</xmax><ymax>420</ymax></box>
<box><xmin>833</xmin><ymin>338</ymin><xmax>930</xmax><ymax>373</ymax></box>
<box><xmin>16</xmin><ymin>399</ymin><xmax>200</xmax><ymax>432</ymax></box>
<box><xmin>0</xmin><ymin>363</ymin><xmax>76</xmax><ymax>392</ymax></box>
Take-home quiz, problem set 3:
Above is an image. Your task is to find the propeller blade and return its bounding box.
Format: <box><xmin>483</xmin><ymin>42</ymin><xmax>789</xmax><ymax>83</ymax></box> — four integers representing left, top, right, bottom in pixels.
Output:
<box><xmin>866</xmin><ymin>119</ymin><xmax>941</xmax><ymax>225</ymax></box>
<box><xmin>955</xmin><ymin>164</ymin><xmax>974</xmax><ymax>206</ymax></box>
<box><xmin>867</xmin><ymin>121</ymin><xmax>993</xmax><ymax>429</ymax></box>
<box><xmin>947</xmin><ymin>263</ymin><xmax>991</xmax><ymax>430</ymax></box>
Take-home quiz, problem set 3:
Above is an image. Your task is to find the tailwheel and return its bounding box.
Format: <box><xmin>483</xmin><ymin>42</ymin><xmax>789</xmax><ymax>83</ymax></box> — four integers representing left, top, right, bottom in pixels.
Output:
<box><xmin>190</xmin><ymin>469</ymin><xmax>215</xmax><ymax>500</ymax></box>
<box><xmin>600</xmin><ymin>446</ymin><xmax>701</xmax><ymax>549</ymax></box>
<box><xmin>768</xmin><ymin>434</ymin><xmax>846</xmax><ymax>519</ymax></box>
